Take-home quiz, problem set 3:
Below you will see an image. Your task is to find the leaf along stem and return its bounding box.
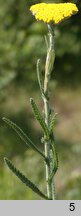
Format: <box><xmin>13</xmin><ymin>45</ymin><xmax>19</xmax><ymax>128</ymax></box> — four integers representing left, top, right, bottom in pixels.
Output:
<box><xmin>4</xmin><ymin>157</ymin><xmax>49</xmax><ymax>200</ymax></box>
<box><xmin>2</xmin><ymin>117</ymin><xmax>47</xmax><ymax>161</ymax></box>
<box><xmin>30</xmin><ymin>98</ymin><xmax>50</xmax><ymax>140</ymax></box>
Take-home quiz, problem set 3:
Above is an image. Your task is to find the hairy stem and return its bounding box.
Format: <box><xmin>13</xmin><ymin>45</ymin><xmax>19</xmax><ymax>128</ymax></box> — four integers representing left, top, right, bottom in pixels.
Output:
<box><xmin>43</xmin><ymin>24</ymin><xmax>55</xmax><ymax>200</ymax></box>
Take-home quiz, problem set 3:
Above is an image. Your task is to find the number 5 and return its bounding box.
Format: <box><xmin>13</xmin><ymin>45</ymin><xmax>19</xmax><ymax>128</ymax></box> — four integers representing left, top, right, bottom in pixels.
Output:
<box><xmin>69</xmin><ymin>203</ymin><xmax>75</xmax><ymax>211</ymax></box>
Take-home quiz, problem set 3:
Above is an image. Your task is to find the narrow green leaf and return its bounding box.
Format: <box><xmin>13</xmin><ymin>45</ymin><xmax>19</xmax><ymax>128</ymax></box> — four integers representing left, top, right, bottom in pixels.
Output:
<box><xmin>49</xmin><ymin>113</ymin><xmax>57</xmax><ymax>133</ymax></box>
<box><xmin>44</xmin><ymin>35</ymin><xmax>49</xmax><ymax>49</ymax></box>
<box><xmin>48</xmin><ymin>133</ymin><xmax>58</xmax><ymax>182</ymax></box>
<box><xmin>30</xmin><ymin>98</ymin><xmax>50</xmax><ymax>140</ymax></box>
<box><xmin>2</xmin><ymin>117</ymin><xmax>45</xmax><ymax>160</ymax></box>
<box><xmin>48</xmin><ymin>50</ymin><xmax>55</xmax><ymax>75</ymax></box>
<box><xmin>45</xmin><ymin>30</ymin><xmax>55</xmax><ymax>76</ymax></box>
<box><xmin>37</xmin><ymin>59</ymin><xmax>44</xmax><ymax>95</ymax></box>
<box><xmin>4</xmin><ymin>157</ymin><xmax>49</xmax><ymax>200</ymax></box>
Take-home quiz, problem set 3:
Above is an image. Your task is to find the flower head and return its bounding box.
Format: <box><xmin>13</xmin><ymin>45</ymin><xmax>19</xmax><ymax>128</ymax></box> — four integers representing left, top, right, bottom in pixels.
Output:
<box><xmin>30</xmin><ymin>3</ymin><xmax>78</xmax><ymax>24</ymax></box>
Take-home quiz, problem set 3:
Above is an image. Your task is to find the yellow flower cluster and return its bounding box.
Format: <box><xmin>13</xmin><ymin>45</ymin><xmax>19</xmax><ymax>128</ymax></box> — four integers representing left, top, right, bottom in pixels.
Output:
<box><xmin>30</xmin><ymin>3</ymin><xmax>78</xmax><ymax>24</ymax></box>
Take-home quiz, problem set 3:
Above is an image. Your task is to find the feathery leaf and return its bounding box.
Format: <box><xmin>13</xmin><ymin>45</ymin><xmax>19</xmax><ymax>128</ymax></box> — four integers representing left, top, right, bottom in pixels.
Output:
<box><xmin>2</xmin><ymin>117</ymin><xmax>45</xmax><ymax>160</ymax></box>
<box><xmin>49</xmin><ymin>113</ymin><xmax>57</xmax><ymax>133</ymax></box>
<box><xmin>48</xmin><ymin>133</ymin><xmax>58</xmax><ymax>182</ymax></box>
<box><xmin>4</xmin><ymin>157</ymin><xmax>49</xmax><ymax>200</ymax></box>
<box><xmin>30</xmin><ymin>98</ymin><xmax>50</xmax><ymax>140</ymax></box>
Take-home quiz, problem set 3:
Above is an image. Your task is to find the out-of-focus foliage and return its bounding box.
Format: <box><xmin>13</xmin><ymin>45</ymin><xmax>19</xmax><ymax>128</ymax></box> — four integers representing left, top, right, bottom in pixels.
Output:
<box><xmin>0</xmin><ymin>0</ymin><xmax>81</xmax><ymax>89</ymax></box>
<box><xmin>0</xmin><ymin>0</ymin><xmax>81</xmax><ymax>199</ymax></box>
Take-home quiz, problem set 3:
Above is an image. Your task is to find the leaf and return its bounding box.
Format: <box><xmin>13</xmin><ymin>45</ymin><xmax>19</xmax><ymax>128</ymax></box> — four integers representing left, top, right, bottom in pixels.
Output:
<box><xmin>48</xmin><ymin>133</ymin><xmax>58</xmax><ymax>182</ymax></box>
<box><xmin>30</xmin><ymin>98</ymin><xmax>50</xmax><ymax>140</ymax></box>
<box><xmin>44</xmin><ymin>35</ymin><xmax>49</xmax><ymax>49</ymax></box>
<box><xmin>2</xmin><ymin>117</ymin><xmax>45</xmax><ymax>160</ymax></box>
<box><xmin>49</xmin><ymin>113</ymin><xmax>57</xmax><ymax>133</ymax></box>
<box><xmin>45</xmin><ymin>29</ymin><xmax>55</xmax><ymax>76</ymax></box>
<box><xmin>4</xmin><ymin>157</ymin><xmax>49</xmax><ymax>200</ymax></box>
<box><xmin>37</xmin><ymin>59</ymin><xmax>44</xmax><ymax>95</ymax></box>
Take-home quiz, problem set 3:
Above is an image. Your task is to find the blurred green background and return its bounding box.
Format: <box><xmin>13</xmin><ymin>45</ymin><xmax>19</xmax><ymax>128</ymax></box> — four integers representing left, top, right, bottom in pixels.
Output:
<box><xmin>0</xmin><ymin>0</ymin><xmax>81</xmax><ymax>200</ymax></box>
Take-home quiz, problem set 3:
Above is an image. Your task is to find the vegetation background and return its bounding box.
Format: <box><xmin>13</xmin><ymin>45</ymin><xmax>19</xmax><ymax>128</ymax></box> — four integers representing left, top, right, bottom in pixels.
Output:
<box><xmin>0</xmin><ymin>0</ymin><xmax>81</xmax><ymax>199</ymax></box>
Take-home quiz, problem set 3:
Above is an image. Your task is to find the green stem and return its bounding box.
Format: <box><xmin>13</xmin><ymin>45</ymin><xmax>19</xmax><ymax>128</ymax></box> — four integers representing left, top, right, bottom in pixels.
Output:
<box><xmin>44</xmin><ymin>97</ymin><xmax>52</xmax><ymax>199</ymax></box>
<box><xmin>43</xmin><ymin>24</ymin><xmax>55</xmax><ymax>200</ymax></box>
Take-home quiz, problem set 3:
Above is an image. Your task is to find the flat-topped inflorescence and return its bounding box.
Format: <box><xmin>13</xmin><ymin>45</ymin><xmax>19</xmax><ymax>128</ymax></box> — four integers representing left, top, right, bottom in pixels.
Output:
<box><xmin>30</xmin><ymin>3</ymin><xmax>78</xmax><ymax>24</ymax></box>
